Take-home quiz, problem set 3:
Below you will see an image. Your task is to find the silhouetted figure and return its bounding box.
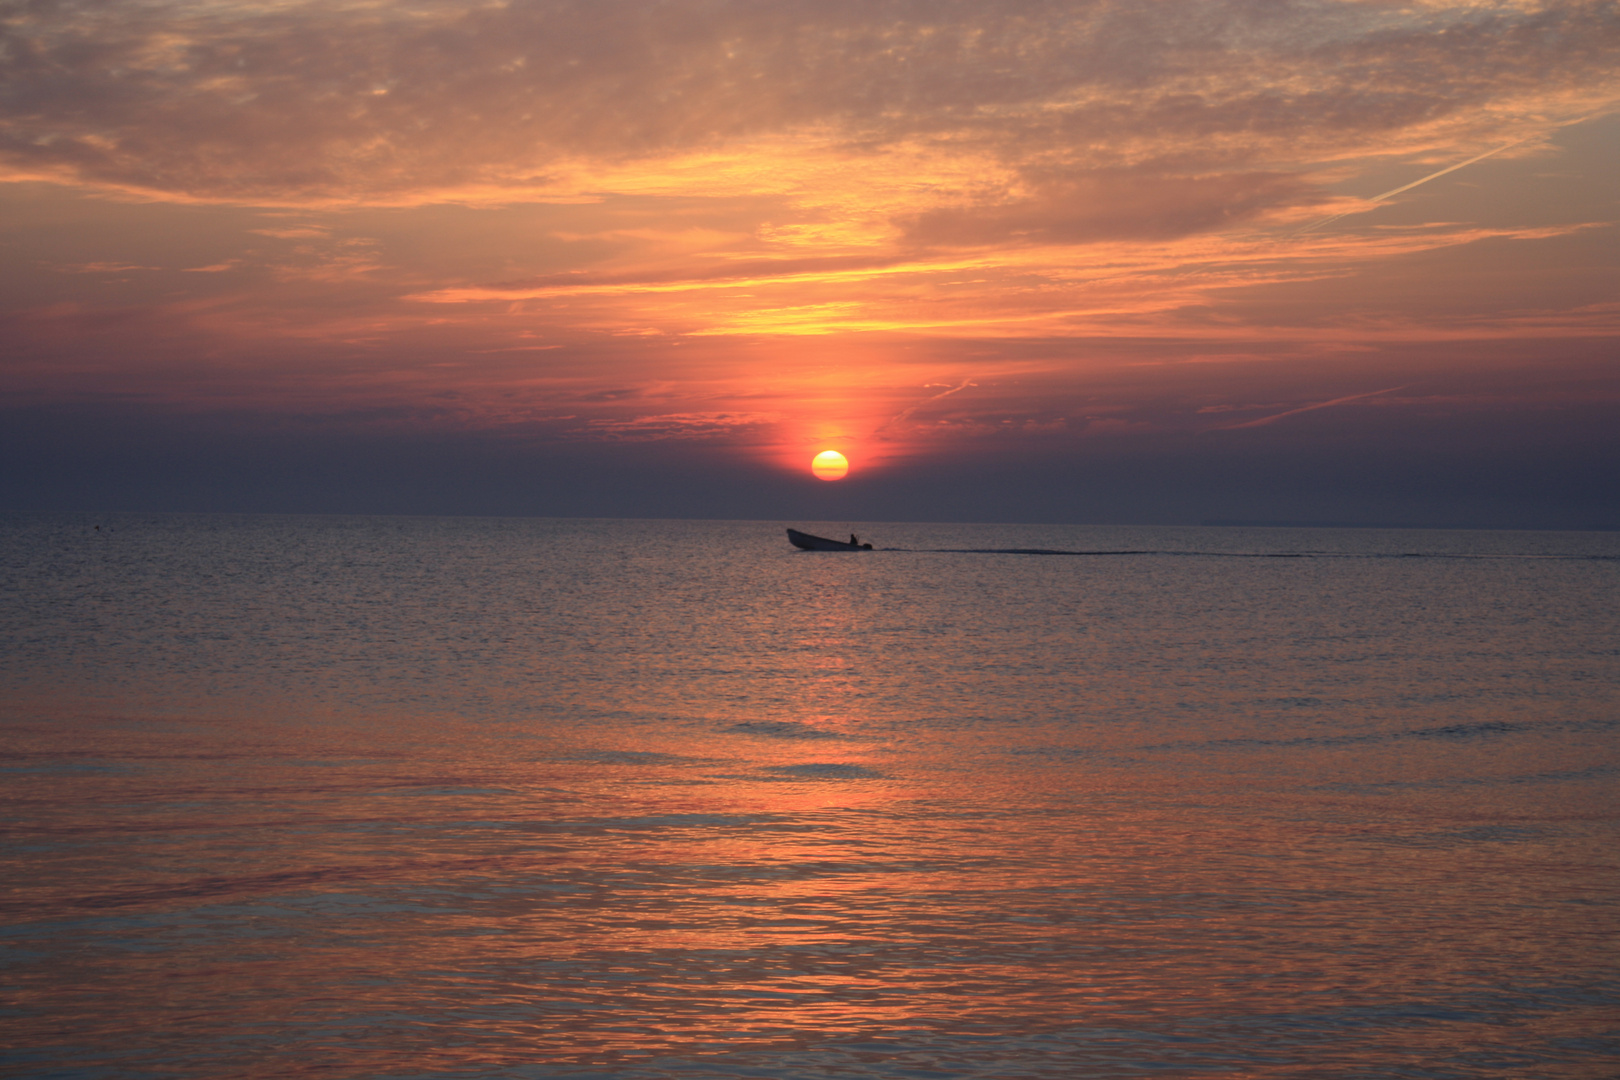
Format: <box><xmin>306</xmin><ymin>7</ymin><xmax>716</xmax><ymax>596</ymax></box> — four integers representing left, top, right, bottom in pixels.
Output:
<box><xmin>850</xmin><ymin>534</ymin><xmax>859</xmax><ymax>546</ymax></box>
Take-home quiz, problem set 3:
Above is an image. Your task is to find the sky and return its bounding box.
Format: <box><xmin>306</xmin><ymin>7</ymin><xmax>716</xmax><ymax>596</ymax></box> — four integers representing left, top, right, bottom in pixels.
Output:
<box><xmin>2</xmin><ymin>0</ymin><xmax>1617</xmax><ymax>527</ymax></box>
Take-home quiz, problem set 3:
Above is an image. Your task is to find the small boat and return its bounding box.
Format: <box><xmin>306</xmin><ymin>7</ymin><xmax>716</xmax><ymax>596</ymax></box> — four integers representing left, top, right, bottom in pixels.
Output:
<box><xmin>787</xmin><ymin>528</ymin><xmax>873</xmax><ymax>551</ymax></box>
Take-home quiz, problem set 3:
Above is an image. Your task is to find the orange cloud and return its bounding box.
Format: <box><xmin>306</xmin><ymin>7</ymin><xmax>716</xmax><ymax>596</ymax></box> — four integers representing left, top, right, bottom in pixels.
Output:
<box><xmin>1</xmin><ymin>1</ymin><xmax>1613</xmax><ymax>207</ymax></box>
<box><xmin>0</xmin><ymin>0</ymin><xmax>1615</xmax><ymax>489</ymax></box>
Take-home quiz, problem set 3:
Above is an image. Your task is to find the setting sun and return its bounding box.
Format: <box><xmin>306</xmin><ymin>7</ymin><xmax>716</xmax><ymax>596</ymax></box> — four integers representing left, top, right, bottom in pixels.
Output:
<box><xmin>811</xmin><ymin>450</ymin><xmax>850</xmax><ymax>481</ymax></box>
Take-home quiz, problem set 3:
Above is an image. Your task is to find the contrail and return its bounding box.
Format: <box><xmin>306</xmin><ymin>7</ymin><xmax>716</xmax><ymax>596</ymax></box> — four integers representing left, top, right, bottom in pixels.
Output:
<box><xmin>1293</xmin><ymin>105</ymin><xmax>1620</xmax><ymax>237</ymax></box>
<box><xmin>1219</xmin><ymin>385</ymin><xmax>1405</xmax><ymax>430</ymax></box>
<box><xmin>875</xmin><ymin>379</ymin><xmax>977</xmax><ymax>434</ymax></box>
<box><xmin>1293</xmin><ymin>136</ymin><xmax>1537</xmax><ymax>236</ymax></box>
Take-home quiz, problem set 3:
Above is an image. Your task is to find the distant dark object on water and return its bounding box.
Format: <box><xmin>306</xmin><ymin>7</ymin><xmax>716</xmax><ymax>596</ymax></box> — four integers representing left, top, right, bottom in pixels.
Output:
<box><xmin>787</xmin><ymin>528</ymin><xmax>872</xmax><ymax>551</ymax></box>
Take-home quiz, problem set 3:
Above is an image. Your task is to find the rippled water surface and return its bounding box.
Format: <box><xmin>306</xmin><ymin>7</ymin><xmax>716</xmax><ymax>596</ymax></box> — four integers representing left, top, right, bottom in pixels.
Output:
<box><xmin>3</xmin><ymin>514</ymin><xmax>1618</xmax><ymax>1078</ymax></box>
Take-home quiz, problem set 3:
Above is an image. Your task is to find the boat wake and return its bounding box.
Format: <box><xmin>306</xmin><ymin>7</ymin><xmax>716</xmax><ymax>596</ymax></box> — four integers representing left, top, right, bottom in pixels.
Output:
<box><xmin>877</xmin><ymin>548</ymin><xmax>1618</xmax><ymax>561</ymax></box>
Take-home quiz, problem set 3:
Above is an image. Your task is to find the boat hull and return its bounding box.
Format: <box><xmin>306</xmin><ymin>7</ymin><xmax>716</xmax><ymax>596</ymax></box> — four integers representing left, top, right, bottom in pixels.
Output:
<box><xmin>787</xmin><ymin>528</ymin><xmax>871</xmax><ymax>551</ymax></box>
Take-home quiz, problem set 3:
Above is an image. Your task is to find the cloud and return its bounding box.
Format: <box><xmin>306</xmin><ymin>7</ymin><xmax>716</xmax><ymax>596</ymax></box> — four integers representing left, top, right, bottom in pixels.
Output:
<box><xmin>901</xmin><ymin>170</ymin><xmax>1312</xmax><ymax>247</ymax></box>
<box><xmin>584</xmin><ymin>411</ymin><xmax>780</xmax><ymax>441</ymax></box>
<box><xmin>406</xmin><ymin>253</ymin><xmax>922</xmax><ymax>303</ymax></box>
<box><xmin>249</xmin><ymin>226</ymin><xmax>330</xmax><ymax>239</ymax></box>
<box><xmin>54</xmin><ymin>261</ymin><xmax>159</xmax><ymax>273</ymax></box>
<box><xmin>1</xmin><ymin>0</ymin><xmax>1614</xmax><ymax>483</ymax></box>
<box><xmin>0</xmin><ymin>0</ymin><xmax>1612</xmax><ymax>207</ymax></box>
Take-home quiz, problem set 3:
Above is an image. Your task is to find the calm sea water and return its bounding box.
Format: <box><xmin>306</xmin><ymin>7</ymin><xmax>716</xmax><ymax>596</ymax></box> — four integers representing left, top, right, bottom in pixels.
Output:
<box><xmin>3</xmin><ymin>513</ymin><xmax>1618</xmax><ymax>1079</ymax></box>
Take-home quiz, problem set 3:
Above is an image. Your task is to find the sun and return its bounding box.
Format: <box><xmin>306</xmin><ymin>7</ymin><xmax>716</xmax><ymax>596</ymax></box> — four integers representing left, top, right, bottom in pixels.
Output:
<box><xmin>811</xmin><ymin>450</ymin><xmax>849</xmax><ymax>481</ymax></box>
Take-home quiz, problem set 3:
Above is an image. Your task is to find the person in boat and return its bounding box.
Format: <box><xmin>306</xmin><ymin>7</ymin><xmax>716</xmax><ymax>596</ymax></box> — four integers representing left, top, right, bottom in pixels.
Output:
<box><xmin>850</xmin><ymin>534</ymin><xmax>859</xmax><ymax>546</ymax></box>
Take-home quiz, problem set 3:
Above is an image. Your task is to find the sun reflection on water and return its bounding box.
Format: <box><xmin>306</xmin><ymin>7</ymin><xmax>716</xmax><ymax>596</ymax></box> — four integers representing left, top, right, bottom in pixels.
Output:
<box><xmin>2</xmin><ymin>516</ymin><xmax>1617</xmax><ymax>1076</ymax></box>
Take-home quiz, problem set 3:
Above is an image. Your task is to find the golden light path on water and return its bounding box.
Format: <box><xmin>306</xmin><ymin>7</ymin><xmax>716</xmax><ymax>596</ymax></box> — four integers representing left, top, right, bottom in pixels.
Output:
<box><xmin>1</xmin><ymin>516</ymin><xmax>1618</xmax><ymax>1078</ymax></box>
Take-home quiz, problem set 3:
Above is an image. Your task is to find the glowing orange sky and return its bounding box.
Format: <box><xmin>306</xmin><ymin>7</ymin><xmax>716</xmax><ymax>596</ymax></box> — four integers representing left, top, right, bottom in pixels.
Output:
<box><xmin>0</xmin><ymin>0</ymin><xmax>1616</xmax><ymax>511</ymax></box>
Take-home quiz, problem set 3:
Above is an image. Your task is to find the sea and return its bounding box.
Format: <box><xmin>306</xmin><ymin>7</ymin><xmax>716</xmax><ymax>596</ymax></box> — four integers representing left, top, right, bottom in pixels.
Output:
<box><xmin>2</xmin><ymin>513</ymin><xmax>1617</xmax><ymax>1079</ymax></box>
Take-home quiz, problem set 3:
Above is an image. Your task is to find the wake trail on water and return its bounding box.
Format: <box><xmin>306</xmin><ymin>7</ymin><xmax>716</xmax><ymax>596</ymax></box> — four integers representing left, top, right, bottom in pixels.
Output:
<box><xmin>875</xmin><ymin>548</ymin><xmax>1618</xmax><ymax>560</ymax></box>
